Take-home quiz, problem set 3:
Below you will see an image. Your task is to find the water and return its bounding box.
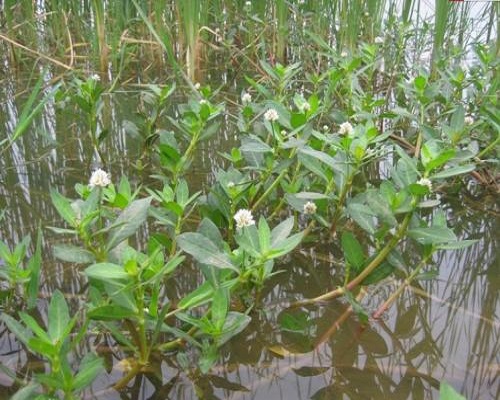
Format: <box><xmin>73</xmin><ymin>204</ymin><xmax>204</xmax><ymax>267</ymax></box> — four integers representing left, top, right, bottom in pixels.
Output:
<box><xmin>0</xmin><ymin>78</ymin><xmax>498</xmax><ymax>399</ymax></box>
<box><xmin>1</xmin><ymin>2</ymin><xmax>499</xmax><ymax>398</ymax></box>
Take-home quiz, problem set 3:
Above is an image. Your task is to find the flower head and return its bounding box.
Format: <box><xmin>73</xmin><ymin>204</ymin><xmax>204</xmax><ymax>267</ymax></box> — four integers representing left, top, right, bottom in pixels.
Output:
<box><xmin>300</xmin><ymin>101</ymin><xmax>311</xmax><ymax>112</ymax></box>
<box><xmin>340</xmin><ymin>51</ymin><xmax>348</xmax><ymax>58</ymax></box>
<box><xmin>245</xmin><ymin>1</ymin><xmax>251</xmax><ymax>7</ymax></box>
<box><xmin>303</xmin><ymin>201</ymin><xmax>317</xmax><ymax>215</ymax></box>
<box><xmin>374</xmin><ymin>36</ymin><xmax>384</xmax><ymax>44</ymax></box>
<box><xmin>90</xmin><ymin>74</ymin><xmax>100</xmax><ymax>81</ymax></box>
<box><xmin>339</xmin><ymin>121</ymin><xmax>354</xmax><ymax>135</ymax></box>
<box><xmin>242</xmin><ymin>92</ymin><xmax>252</xmax><ymax>104</ymax></box>
<box><xmin>234</xmin><ymin>209</ymin><xmax>255</xmax><ymax>229</ymax></box>
<box><xmin>89</xmin><ymin>169</ymin><xmax>111</xmax><ymax>188</ymax></box>
<box><xmin>194</xmin><ymin>82</ymin><xmax>201</xmax><ymax>90</ymax></box>
<box><xmin>323</xmin><ymin>125</ymin><xmax>329</xmax><ymax>131</ymax></box>
<box><xmin>464</xmin><ymin>116</ymin><xmax>474</xmax><ymax>126</ymax></box>
<box><xmin>417</xmin><ymin>177</ymin><xmax>432</xmax><ymax>192</ymax></box>
<box><xmin>199</xmin><ymin>99</ymin><xmax>208</xmax><ymax>105</ymax></box>
<box><xmin>264</xmin><ymin>108</ymin><xmax>279</xmax><ymax>122</ymax></box>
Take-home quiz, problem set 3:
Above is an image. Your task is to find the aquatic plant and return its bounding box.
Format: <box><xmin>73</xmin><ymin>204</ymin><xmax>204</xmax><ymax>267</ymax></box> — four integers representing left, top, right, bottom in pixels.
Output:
<box><xmin>0</xmin><ymin>1</ymin><xmax>497</xmax><ymax>398</ymax></box>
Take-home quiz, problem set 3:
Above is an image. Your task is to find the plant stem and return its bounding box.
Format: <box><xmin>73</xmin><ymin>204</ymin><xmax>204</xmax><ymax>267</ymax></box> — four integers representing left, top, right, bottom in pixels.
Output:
<box><xmin>329</xmin><ymin>173</ymin><xmax>354</xmax><ymax>235</ymax></box>
<box><xmin>476</xmin><ymin>131</ymin><xmax>499</xmax><ymax>160</ymax></box>
<box><xmin>251</xmin><ymin>148</ymin><xmax>298</xmax><ymax>211</ymax></box>
<box><xmin>372</xmin><ymin>251</ymin><xmax>433</xmax><ymax>319</ymax></box>
<box><xmin>293</xmin><ymin>211</ymin><xmax>413</xmax><ymax>307</ymax></box>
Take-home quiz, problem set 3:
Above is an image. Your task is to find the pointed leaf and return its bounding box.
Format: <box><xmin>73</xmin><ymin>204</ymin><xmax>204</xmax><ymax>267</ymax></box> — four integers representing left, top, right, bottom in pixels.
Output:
<box><xmin>178</xmin><ymin>232</ymin><xmax>238</xmax><ymax>272</ymax></box>
<box><xmin>408</xmin><ymin>227</ymin><xmax>457</xmax><ymax>245</ymax></box>
<box><xmin>50</xmin><ymin>189</ymin><xmax>77</xmax><ymax>227</ymax></box>
<box><xmin>48</xmin><ymin>290</ymin><xmax>70</xmax><ymax>343</ymax></box>
<box><xmin>270</xmin><ymin>217</ymin><xmax>294</xmax><ymax>248</ymax></box>
<box><xmin>106</xmin><ymin>197</ymin><xmax>152</xmax><ymax>250</ymax></box>
<box><xmin>53</xmin><ymin>244</ymin><xmax>96</xmax><ymax>264</ymax></box>
<box><xmin>341</xmin><ymin>232</ymin><xmax>365</xmax><ymax>270</ymax></box>
<box><xmin>84</xmin><ymin>263</ymin><xmax>130</xmax><ymax>282</ymax></box>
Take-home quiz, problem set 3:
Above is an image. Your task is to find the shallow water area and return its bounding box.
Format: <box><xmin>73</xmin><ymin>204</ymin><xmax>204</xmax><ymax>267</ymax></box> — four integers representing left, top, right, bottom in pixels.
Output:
<box><xmin>1</xmin><ymin>1</ymin><xmax>499</xmax><ymax>399</ymax></box>
<box><xmin>0</xmin><ymin>83</ymin><xmax>498</xmax><ymax>399</ymax></box>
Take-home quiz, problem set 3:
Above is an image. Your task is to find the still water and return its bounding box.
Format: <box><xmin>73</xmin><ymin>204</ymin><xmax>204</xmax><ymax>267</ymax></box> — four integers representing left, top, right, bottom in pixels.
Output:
<box><xmin>0</xmin><ymin>75</ymin><xmax>498</xmax><ymax>400</ymax></box>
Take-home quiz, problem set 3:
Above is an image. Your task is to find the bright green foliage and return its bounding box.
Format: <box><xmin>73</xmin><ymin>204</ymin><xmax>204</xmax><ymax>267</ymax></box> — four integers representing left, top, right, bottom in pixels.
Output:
<box><xmin>1</xmin><ymin>291</ymin><xmax>103</xmax><ymax>399</ymax></box>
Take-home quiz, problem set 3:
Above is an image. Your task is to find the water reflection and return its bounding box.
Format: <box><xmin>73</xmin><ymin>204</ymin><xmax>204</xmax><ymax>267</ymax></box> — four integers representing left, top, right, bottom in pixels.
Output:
<box><xmin>1</xmin><ymin>87</ymin><xmax>498</xmax><ymax>400</ymax></box>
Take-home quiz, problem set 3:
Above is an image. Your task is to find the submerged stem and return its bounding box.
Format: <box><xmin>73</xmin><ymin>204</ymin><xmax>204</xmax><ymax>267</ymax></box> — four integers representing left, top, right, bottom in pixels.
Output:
<box><xmin>293</xmin><ymin>211</ymin><xmax>413</xmax><ymax>307</ymax></box>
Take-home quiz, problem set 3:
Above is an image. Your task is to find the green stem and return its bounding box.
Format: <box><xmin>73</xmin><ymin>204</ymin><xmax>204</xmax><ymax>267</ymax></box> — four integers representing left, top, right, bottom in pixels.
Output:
<box><xmin>269</xmin><ymin>159</ymin><xmax>302</xmax><ymax>219</ymax></box>
<box><xmin>251</xmin><ymin>168</ymin><xmax>287</xmax><ymax>212</ymax></box>
<box><xmin>476</xmin><ymin>132</ymin><xmax>499</xmax><ymax>160</ymax></box>
<box><xmin>372</xmin><ymin>251</ymin><xmax>433</xmax><ymax>319</ymax></box>
<box><xmin>294</xmin><ymin>211</ymin><xmax>413</xmax><ymax>307</ymax></box>
<box><xmin>251</xmin><ymin>148</ymin><xmax>298</xmax><ymax>211</ymax></box>
<box><xmin>329</xmin><ymin>173</ymin><xmax>354</xmax><ymax>235</ymax></box>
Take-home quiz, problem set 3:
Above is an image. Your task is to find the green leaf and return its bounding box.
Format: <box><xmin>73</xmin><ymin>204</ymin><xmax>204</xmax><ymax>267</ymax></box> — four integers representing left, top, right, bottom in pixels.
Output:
<box><xmin>1</xmin><ymin>313</ymin><xmax>32</xmax><ymax>345</ymax></box>
<box><xmin>258</xmin><ymin>217</ymin><xmax>271</xmax><ymax>254</ymax></box>
<box><xmin>270</xmin><ymin>217</ymin><xmax>294</xmax><ymax>248</ymax></box>
<box><xmin>408</xmin><ymin>227</ymin><xmax>457</xmax><ymax>245</ymax></box>
<box><xmin>199</xmin><ymin>342</ymin><xmax>218</xmax><ymax>374</ymax></box>
<box><xmin>53</xmin><ymin>244</ymin><xmax>96</xmax><ymax>264</ymax></box>
<box><xmin>278</xmin><ymin>310</ymin><xmax>310</xmax><ymax>333</ymax></box>
<box><xmin>211</xmin><ymin>287</ymin><xmax>228</xmax><ymax>331</ymax></box>
<box><xmin>106</xmin><ymin>197</ymin><xmax>152</xmax><ymax>251</ymax></box>
<box><xmin>28</xmin><ymin>337</ymin><xmax>57</xmax><ymax>357</ymax></box>
<box><xmin>414</xmin><ymin>75</ymin><xmax>427</xmax><ymax>91</ymax></box>
<box><xmin>345</xmin><ymin>290</ymin><xmax>368</xmax><ymax>324</ymax></box>
<box><xmin>362</xmin><ymin>261</ymin><xmax>395</xmax><ymax>285</ymax></box>
<box><xmin>347</xmin><ymin>203</ymin><xmax>376</xmax><ymax>234</ymax></box>
<box><xmin>240</xmin><ymin>136</ymin><xmax>273</xmax><ymax>153</ymax></box>
<box><xmin>11</xmin><ymin>383</ymin><xmax>41</xmax><ymax>400</ymax></box>
<box><xmin>178</xmin><ymin>281</ymin><xmax>214</xmax><ymax>310</ymax></box>
<box><xmin>440</xmin><ymin>382</ymin><xmax>466</xmax><ymax>400</ymax></box>
<box><xmin>431</xmin><ymin>164</ymin><xmax>476</xmax><ymax>179</ymax></box>
<box><xmin>298</xmin><ymin>152</ymin><xmax>329</xmax><ymax>182</ymax></box>
<box><xmin>424</xmin><ymin>149</ymin><xmax>456</xmax><ymax>173</ymax></box>
<box><xmin>435</xmin><ymin>240</ymin><xmax>478</xmax><ymax>250</ymax></box>
<box><xmin>218</xmin><ymin>312</ymin><xmax>251</xmax><ymax>346</ymax></box>
<box><xmin>84</xmin><ymin>263</ymin><xmax>130</xmax><ymax>282</ymax></box>
<box><xmin>198</xmin><ymin>218</ymin><xmax>224</xmax><ymax>250</ymax></box>
<box><xmin>50</xmin><ymin>189</ymin><xmax>77</xmax><ymax>227</ymax></box>
<box><xmin>178</xmin><ymin>232</ymin><xmax>238</xmax><ymax>272</ymax></box>
<box><xmin>27</xmin><ymin>227</ymin><xmax>42</xmax><ymax>309</ymax></box>
<box><xmin>299</xmin><ymin>147</ymin><xmax>340</xmax><ymax>173</ymax></box>
<box><xmin>341</xmin><ymin>232</ymin><xmax>365</xmax><ymax>271</ymax></box>
<box><xmin>19</xmin><ymin>313</ymin><xmax>50</xmax><ymax>342</ymax></box>
<box><xmin>73</xmin><ymin>353</ymin><xmax>104</xmax><ymax>391</ymax></box>
<box><xmin>235</xmin><ymin>225</ymin><xmax>261</xmax><ymax>258</ymax></box>
<box><xmin>268</xmin><ymin>232</ymin><xmax>304</xmax><ymax>259</ymax></box>
<box><xmin>48</xmin><ymin>290</ymin><xmax>70</xmax><ymax>343</ymax></box>
<box><xmin>87</xmin><ymin>305</ymin><xmax>137</xmax><ymax>321</ymax></box>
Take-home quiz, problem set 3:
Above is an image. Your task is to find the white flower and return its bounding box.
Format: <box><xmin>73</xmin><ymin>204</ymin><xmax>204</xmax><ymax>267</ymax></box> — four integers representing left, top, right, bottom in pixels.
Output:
<box><xmin>89</xmin><ymin>169</ymin><xmax>111</xmax><ymax>188</ymax></box>
<box><xmin>341</xmin><ymin>51</ymin><xmax>348</xmax><ymax>57</ymax></box>
<box><xmin>374</xmin><ymin>36</ymin><xmax>384</xmax><ymax>44</ymax></box>
<box><xmin>194</xmin><ymin>82</ymin><xmax>201</xmax><ymax>90</ymax></box>
<box><xmin>242</xmin><ymin>92</ymin><xmax>252</xmax><ymax>104</ymax></box>
<box><xmin>199</xmin><ymin>99</ymin><xmax>208</xmax><ymax>105</ymax></box>
<box><xmin>227</xmin><ymin>181</ymin><xmax>235</xmax><ymax>189</ymax></box>
<box><xmin>339</xmin><ymin>121</ymin><xmax>354</xmax><ymax>135</ymax></box>
<box><xmin>234</xmin><ymin>209</ymin><xmax>255</xmax><ymax>229</ymax></box>
<box><xmin>323</xmin><ymin>125</ymin><xmax>329</xmax><ymax>131</ymax></box>
<box><xmin>90</xmin><ymin>74</ymin><xmax>100</xmax><ymax>81</ymax></box>
<box><xmin>264</xmin><ymin>108</ymin><xmax>279</xmax><ymax>122</ymax></box>
<box><xmin>303</xmin><ymin>201</ymin><xmax>317</xmax><ymax>215</ymax></box>
<box><xmin>245</xmin><ymin>0</ymin><xmax>251</xmax><ymax>6</ymax></box>
<box><xmin>300</xmin><ymin>101</ymin><xmax>311</xmax><ymax>112</ymax></box>
<box><xmin>464</xmin><ymin>116</ymin><xmax>474</xmax><ymax>126</ymax></box>
<box><xmin>417</xmin><ymin>178</ymin><xmax>432</xmax><ymax>191</ymax></box>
